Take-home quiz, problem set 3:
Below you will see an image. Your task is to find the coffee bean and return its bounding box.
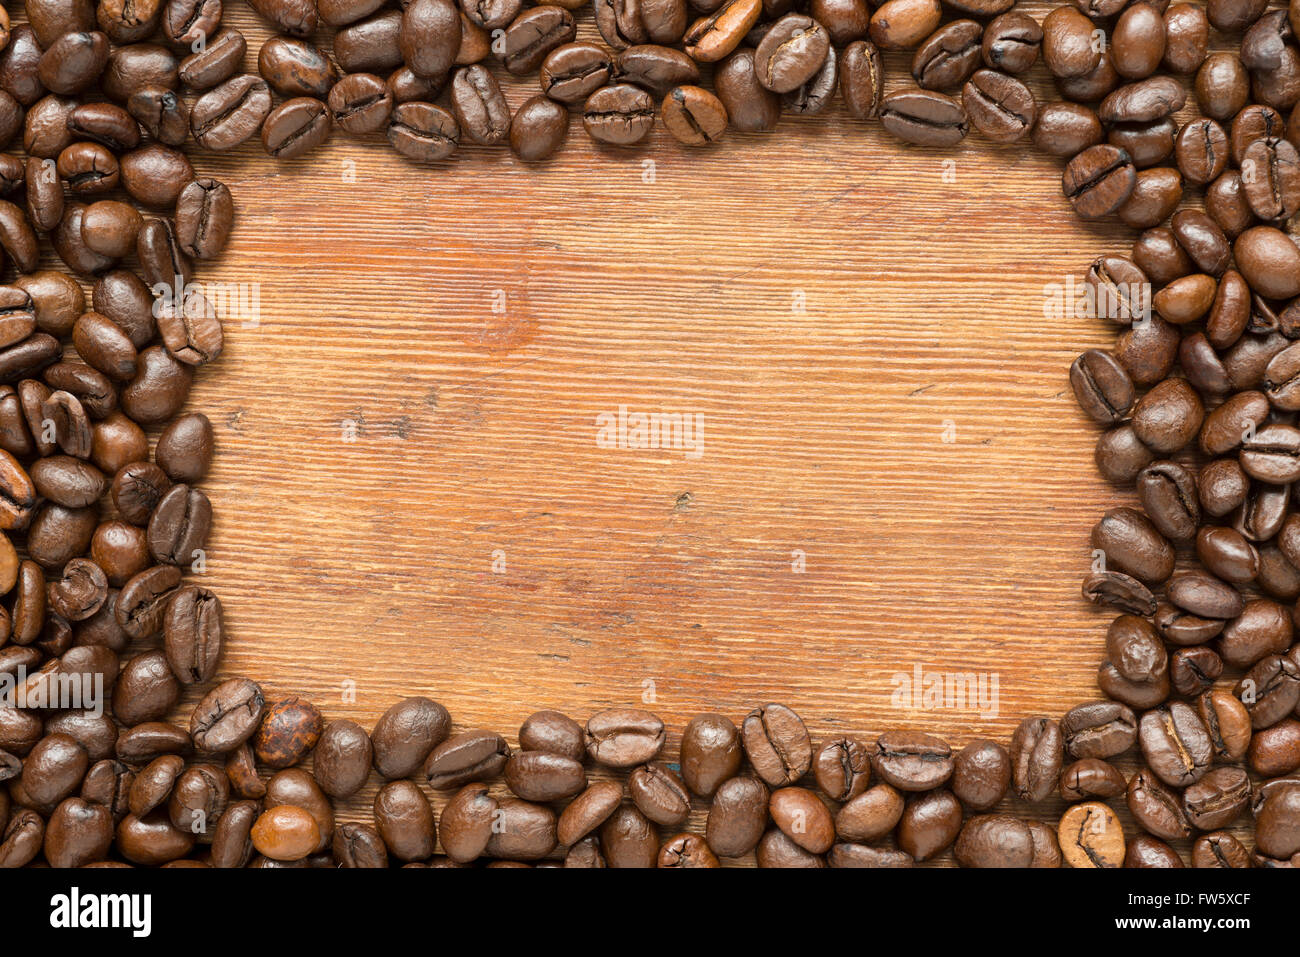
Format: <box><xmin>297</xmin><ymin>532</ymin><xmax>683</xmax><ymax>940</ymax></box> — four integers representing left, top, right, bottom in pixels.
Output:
<box><xmin>954</xmin><ymin>814</ymin><xmax>1033</xmax><ymax>867</ymax></box>
<box><xmin>912</xmin><ymin>20</ymin><xmax>981</xmax><ymax>91</ymax></box>
<box><xmin>387</xmin><ymin>101</ymin><xmax>459</xmax><ymax>161</ymax></box>
<box><xmin>163</xmin><ymin>584</ymin><xmax>222</xmax><ymax>685</ymax></box>
<box><xmin>372</xmin><ymin>696</ymin><xmax>450</xmax><ymax>778</ymax></box>
<box><xmin>706</xmin><ymin>774</ymin><xmax>768</xmax><ymax>856</ymax></box>
<box><xmin>1058</xmin><ymin>801</ymin><xmax>1124</xmax><ymax>868</ymax></box>
<box><xmin>583</xmin><ymin>83</ymin><xmax>655</xmax><ymax>146</ymax></box>
<box><xmin>880</xmin><ymin>88</ymin><xmax>968</xmax><ymax>147</ymax></box>
<box><xmin>1061</xmin><ymin>701</ymin><xmax>1138</xmax><ymax>759</ymax></box>
<box><xmin>613</xmin><ymin>44</ymin><xmax>697</xmax><ymax>98</ymax></box>
<box><xmin>251</xmin><ymin>805</ymin><xmax>319</xmax><ymax>862</ymax></box>
<box><xmin>504</xmin><ymin>750</ymin><xmax>586</xmax><ymax>802</ymax></box>
<box><xmin>502</xmin><ymin>6</ymin><xmax>574</xmax><ymax>75</ymax></box>
<box><xmin>963</xmin><ymin>69</ymin><xmax>1035</xmax><ymax>142</ymax></box>
<box><xmin>1139</xmin><ymin>702</ymin><xmax>1213</xmax><ymax>787</ymax></box>
<box><xmin>683</xmin><ymin>0</ymin><xmax>762</xmax><ymax>63</ymax></box>
<box><xmin>509</xmin><ymin>94</ymin><xmax>567</xmax><ymax>160</ymax></box>
<box><xmin>436</xmin><ymin>784</ymin><xmax>497</xmax><ymax>863</ymax></box>
<box><xmin>868</xmin><ymin>0</ymin><xmax>941</xmax><ymax>51</ymax></box>
<box><xmin>1070</xmin><ymin>349</ymin><xmax>1134</xmax><ymax>424</ymax></box>
<box><xmin>1010</xmin><ymin>717</ymin><xmax>1062</xmax><ymax>801</ymax></box>
<box><xmin>555</xmin><ymin>780</ymin><xmax>622</xmax><ymax>846</ymax></box>
<box><xmin>312</xmin><ymin>719</ymin><xmax>373</xmax><ymax>799</ymax></box>
<box><xmin>585</xmin><ymin>707</ymin><xmax>665</xmax><ymax>767</ymax></box>
<box><xmin>190</xmin><ymin>677</ymin><xmax>265</xmax><ymax>753</ymax></box>
<box><xmin>896</xmin><ymin>788</ymin><xmax>960</xmax><ymax>860</ymax></box>
<box><xmin>147</xmin><ymin>483</ymin><xmax>212</xmax><ymax>566</ymax></box>
<box><xmin>753</xmin><ymin>14</ymin><xmax>829</xmax><ymax>94</ymax></box>
<box><xmin>1083</xmin><ymin>569</ymin><xmax>1156</xmax><ymax>615</ymax></box>
<box><xmin>1064</xmin><ymin>144</ymin><xmax>1137</xmax><ymax>219</ymax></box>
<box><xmin>424</xmin><ymin>729</ymin><xmax>509</xmax><ymax>788</ymax></box>
<box><xmin>872</xmin><ymin>730</ymin><xmax>953</xmax><ymax>791</ymax></box>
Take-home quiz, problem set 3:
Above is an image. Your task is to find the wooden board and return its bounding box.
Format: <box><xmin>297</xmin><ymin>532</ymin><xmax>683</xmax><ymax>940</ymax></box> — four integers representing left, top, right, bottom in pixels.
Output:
<box><xmin>89</xmin><ymin>2</ymin><xmax>1253</xmax><ymax>862</ymax></box>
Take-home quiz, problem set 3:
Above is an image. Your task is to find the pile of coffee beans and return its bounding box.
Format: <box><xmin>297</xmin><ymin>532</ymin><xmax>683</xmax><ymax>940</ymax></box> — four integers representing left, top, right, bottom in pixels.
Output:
<box><xmin>0</xmin><ymin>0</ymin><xmax>1297</xmax><ymax>867</ymax></box>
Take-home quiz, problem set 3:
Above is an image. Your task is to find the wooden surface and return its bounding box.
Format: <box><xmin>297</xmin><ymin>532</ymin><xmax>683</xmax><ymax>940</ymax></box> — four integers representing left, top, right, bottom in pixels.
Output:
<box><xmin>95</xmin><ymin>2</ymin><xmax>1252</xmax><ymax>861</ymax></box>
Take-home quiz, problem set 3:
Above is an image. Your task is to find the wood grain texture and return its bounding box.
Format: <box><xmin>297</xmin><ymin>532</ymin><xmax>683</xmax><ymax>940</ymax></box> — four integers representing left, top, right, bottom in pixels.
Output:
<box><xmin>64</xmin><ymin>2</ymin><xmax>1258</xmax><ymax>862</ymax></box>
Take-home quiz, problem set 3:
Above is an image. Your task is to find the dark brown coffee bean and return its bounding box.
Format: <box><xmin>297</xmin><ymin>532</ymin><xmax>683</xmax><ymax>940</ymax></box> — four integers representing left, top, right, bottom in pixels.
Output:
<box><xmin>190</xmin><ymin>678</ymin><xmax>265</xmax><ymax>753</ymax></box>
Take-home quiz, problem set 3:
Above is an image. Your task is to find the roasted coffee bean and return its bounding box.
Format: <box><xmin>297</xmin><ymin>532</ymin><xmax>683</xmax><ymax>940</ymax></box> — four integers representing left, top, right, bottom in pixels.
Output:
<box><xmin>661</xmin><ymin>85</ymin><xmax>727</xmax><ymax>145</ymax></box>
<box><xmin>1196</xmin><ymin>525</ymin><xmax>1259</xmax><ymax>583</ymax></box>
<box><xmin>880</xmin><ymin>89</ymin><xmax>968</xmax><ymax>147</ymax></box>
<box><xmin>502</xmin><ymin>6</ymin><xmax>574</xmax><ymax>75</ymax></box>
<box><xmin>1248</xmin><ymin>719</ymin><xmax>1300</xmax><ymax>775</ymax></box>
<box><xmin>1236</xmin><ymin>227</ymin><xmax>1300</xmax><ymax>300</ymax></box>
<box><xmin>677</xmin><ymin>713</ymin><xmax>741</xmax><ymax>798</ymax></box>
<box><xmin>121</xmin><ymin>346</ymin><xmax>193</xmax><ymax>426</ymax></box>
<box><xmin>871</xmin><ymin>731</ymin><xmax>953</xmax><ymax>792</ymax></box>
<box><xmin>1064</xmin><ymin>145</ymin><xmax>1137</xmax><ymax>219</ymax></box>
<box><xmin>447</xmin><ymin>64</ymin><xmax>509</xmax><ymax>146</ymax></box>
<box><xmin>1070</xmin><ymin>349</ymin><xmax>1133</xmax><ymax>424</ymax></box>
<box><xmin>424</xmin><ymin>729</ymin><xmax>509</xmax><ymax>788</ymax></box>
<box><xmin>684</xmin><ymin>0</ymin><xmax>762</xmax><ymax>62</ymax></box>
<box><xmin>1237</xmin><ymin>654</ymin><xmax>1300</xmax><ymax>728</ymax></box>
<box><xmin>508</xmin><ymin>94</ymin><xmax>567</xmax><ymax>161</ymax></box>
<box><xmin>752</xmin><ymin>14</ymin><xmax>829</xmax><ymax>94</ymax></box>
<box><xmin>179</xmin><ymin>29</ymin><xmax>246</xmax><ymax>90</ymax></box>
<box><xmin>190</xmin><ymin>678</ymin><xmax>265</xmax><ymax>754</ymax></box>
<box><xmin>839</xmin><ymin>40</ymin><xmax>882</xmax><ymax>120</ymax></box>
<box><xmin>1240</xmin><ymin>423</ymin><xmax>1300</xmax><ymax>483</ymax></box>
<box><xmin>912</xmin><ymin>20</ymin><xmax>981</xmax><ymax>91</ymax></box>
<box><xmin>504</xmin><ymin>750</ymin><xmax>585</xmax><ymax>802</ymax></box>
<box><xmin>954</xmin><ymin>814</ymin><xmax>1033</xmax><ymax>867</ymax></box>
<box><xmin>174</xmin><ymin>179</ymin><xmax>233</xmax><ymax>261</ymax></box>
<box><xmin>738</xmin><ymin>703</ymin><xmax>811</xmax><ymax>786</ymax></box>
<box><xmin>163</xmin><ymin>584</ymin><xmax>222</xmax><ymax>685</ymax></box>
<box><xmin>485</xmin><ymin>797</ymin><xmax>556</xmax><ymax>861</ymax></box>
<box><xmin>1140</xmin><ymin>703</ymin><xmax>1213</xmax><ymax>787</ymax></box>
<box><xmin>387</xmin><ymin>101</ymin><xmax>459</xmax><ymax>161</ymax></box>
<box><xmin>112</xmin><ymin>651</ymin><xmax>180</xmax><ymax>726</ymax></box>
<box><xmin>517</xmin><ymin>709</ymin><xmax>583</xmax><ymax>761</ymax></box>
<box><xmin>713</xmin><ymin>47</ymin><xmax>780</xmax><ymax>131</ymax></box>
<box><xmin>1091</xmin><ymin>506</ymin><xmax>1175</xmax><ymax>583</ymax></box>
<box><xmin>1062</xmin><ymin>701</ymin><xmax>1138</xmax><ymax>759</ymax></box>
<box><xmin>370</xmin><ymin>697</ymin><xmax>451</xmax><ymax>779</ymax></box>
<box><xmin>1060</xmin><ymin>757</ymin><xmax>1126</xmax><ymax>801</ymax></box>
<box><xmin>586</xmin><ymin>708</ymin><xmax>665</xmax><ymax>767</ymax></box>
<box><xmin>706</xmin><ymin>775</ymin><xmax>768</xmax><ymax>856</ymax></box>
<box><xmin>306</xmin><ymin>719</ymin><xmax>372</xmax><ymax>800</ymax></box>
<box><xmin>251</xmin><ymin>805</ymin><xmax>319</xmax><ymax>861</ymax></box>
<box><xmin>868</xmin><ymin>0</ymin><xmax>941</xmax><ymax>51</ymax></box>
<box><xmin>1043</xmin><ymin>8</ymin><xmax>1102</xmax><ymax>78</ymax></box>
<box><xmin>146</xmin><ymin>484</ymin><xmax>211</xmax><ymax>567</ymax></box>
<box><xmin>1058</xmin><ymin>802</ymin><xmax>1124</xmax><ymax>868</ymax></box>
<box><xmin>327</xmin><ymin>72</ymin><xmax>393</xmax><ymax>134</ymax></box>
<box><xmin>120</xmin><ymin>146</ymin><xmax>193</xmax><ymax>209</ymax></box>
<box><xmin>1135</xmin><ymin>462</ymin><xmax>1199</xmax><ymax>540</ymax></box>
<box><xmin>628</xmin><ymin>762</ymin><xmax>690</xmax><ymax>826</ymax></box>
<box><xmin>582</xmin><ymin>83</ymin><xmax>655</xmax><ymax>146</ymax></box>
<box><xmin>555</xmin><ymin>780</ymin><xmax>622</xmax><ymax>847</ymax></box>
<box><xmin>334</xmin><ymin>10</ymin><xmax>404</xmax><ymax>74</ymax></box>
<box><xmin>1171</xmin><ymin>646</ymin><xmax>1223</xmax><ymax>697</ymax></box>
<box><xmin>612</xmin><ymin>44</ymin><xmax>697</xmax><ymax>98</ymax></box>
<box><xmin>257</xmin><ymin>37</ymin><xmax>338</xmax><ymax>100</ymax></box>
<box><xmin>1255</xmin><ymin>787</ymin><xmax>1300</xmax><ymax>858</ymax></box>
<box><xmin>191</xmin><ymin>74</ymin><xmax>272</xmax><ymax>150</ymax></box>
<box><xmin>1120</xmin><ymin>167</ymin><xmax>1184</xmax><ymax>230</ymax></box>
<box><xmin>962</xmin><ymin>69</ymin><xmax>1035</xmax><ymax>143</ymax></box>
<box><xmin>811</xmin><ymin>737</ymin><xmax>871</xmax><ymax>802</ymax></box>
<box><xmin>1010</xmin><ymin>717</ymin><xmax>1062</xmax><ymax>802</ymax></box>
<box><xmin>261</xmin><ymin>96</ymin><xmax>332</xmax><ymax>159</ymax></box>
<box><xmin>1128</xmin><ymin>767</ymin><xmax>1192</xmax><ymax>840</ymax></box>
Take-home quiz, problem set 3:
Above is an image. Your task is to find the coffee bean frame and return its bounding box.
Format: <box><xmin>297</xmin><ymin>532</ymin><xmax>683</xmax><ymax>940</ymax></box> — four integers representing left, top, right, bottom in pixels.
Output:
<box><xmin>0</xmin><ymin>0</ymin><xmax>1292</xmax><ymax>867</ymax></box>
